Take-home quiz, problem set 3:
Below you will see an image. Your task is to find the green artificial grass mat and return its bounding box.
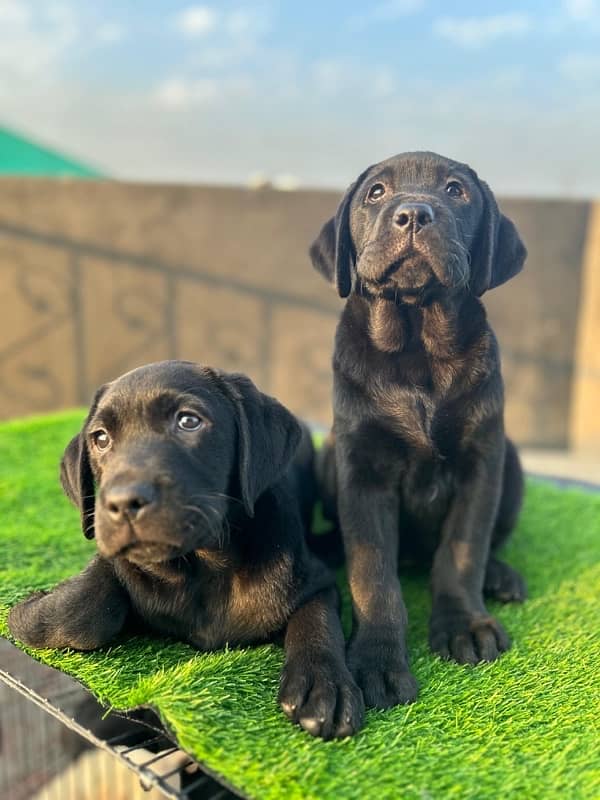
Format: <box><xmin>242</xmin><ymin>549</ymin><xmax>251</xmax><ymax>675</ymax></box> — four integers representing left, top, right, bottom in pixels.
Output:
<box><xmin>1</xmin><ymin>410</ymin><xmax>599</xmax><ymax>799</ymax></box>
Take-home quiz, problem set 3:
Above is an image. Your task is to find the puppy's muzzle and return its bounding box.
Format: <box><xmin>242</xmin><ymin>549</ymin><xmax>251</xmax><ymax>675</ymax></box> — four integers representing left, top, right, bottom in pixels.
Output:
<box><xmin>98</xmin><ymin>478</ymin><xmax>177</xmax><ymax>562</ymax></box>
<box><xmin>394</xmin><ymin>202</ymin><xmax>435</xmax><ymax>233</ymax></box>
<box><xmin>103</xmin><ymin>481</ymin><xmax>157</xmax><ymax>526</ymax></box>
<box><xmin>357</xmin><ymin>196</ymin><xmax>461</xmax><ymax>293</ymax></box>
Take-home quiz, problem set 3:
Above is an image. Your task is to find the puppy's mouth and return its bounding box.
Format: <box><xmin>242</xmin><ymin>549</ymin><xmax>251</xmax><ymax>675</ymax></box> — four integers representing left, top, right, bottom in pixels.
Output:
<box><xmin>98</xmin><ymin>535</ymin><xmax>183</xmax><ymax>565</ymax></box>
<box><xmin>377</xmin><ymin>255</ymin><xmax>431</xmax><ymax>287</ymax></box>
<box><xmin>358</xmin><ymin>252</ymin><xmax>436</xmax><ymax>301</ymax></box>
<box><xmin>96</xmin><ymin>506</ymin><xmax>226</xmax><ymax>564</ymax></box>
<box><xmin>356</xmin><ymin>232</ymin><xmax>467</xmax><ymax>297</ymax></box>
<box><xmin>116</xmin><ymin>539</ymin><xmax>181</xmax><ymax>565</ymax></box>
<box><xmin>96</xmin><ymin>518</ymin><xmax>191</xmax><ymax>564</ymax></box>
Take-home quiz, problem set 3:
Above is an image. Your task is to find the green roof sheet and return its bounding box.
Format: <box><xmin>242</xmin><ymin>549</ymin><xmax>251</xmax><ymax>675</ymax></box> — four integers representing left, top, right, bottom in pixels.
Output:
<box><xmin>0</xmin><ymin>126</ymin><xmax>102</xmax><ymax>177</ymax></box>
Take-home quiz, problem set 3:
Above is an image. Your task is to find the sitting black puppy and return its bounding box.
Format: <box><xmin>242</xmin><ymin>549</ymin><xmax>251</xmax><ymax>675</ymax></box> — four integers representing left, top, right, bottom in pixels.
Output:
<box><xmin>8</xmin><ymin>361</ymin><xmax>363</xmax><ymax>739</ymax></box>
<box><xmin>310</xmin><ymin>151</ymin><xmax>527</xmax><ymax>709</ymax></box>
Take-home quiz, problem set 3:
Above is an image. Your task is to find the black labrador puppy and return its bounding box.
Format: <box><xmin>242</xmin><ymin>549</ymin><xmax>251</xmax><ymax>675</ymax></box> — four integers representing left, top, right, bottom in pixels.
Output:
<box><xmin>310</xmin><ymin>151</ymin><xmax>527</xmax><ymax>709</ymax></box>
<box><xmin>8</xmin><ymin>361</ymin><xmax>363</xmax><ymax>739</ymax></box>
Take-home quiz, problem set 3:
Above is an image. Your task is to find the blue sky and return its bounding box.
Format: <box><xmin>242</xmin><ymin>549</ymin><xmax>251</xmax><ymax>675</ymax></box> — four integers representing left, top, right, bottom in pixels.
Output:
<box><xmin>1</xmin><ymin>0</ymin><xmax>600</xmax><ymax>195</ymax></box>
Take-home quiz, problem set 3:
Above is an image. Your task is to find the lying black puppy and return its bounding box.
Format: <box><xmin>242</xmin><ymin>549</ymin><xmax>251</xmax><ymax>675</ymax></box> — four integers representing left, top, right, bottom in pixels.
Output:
<box><xmin>8</xmin><ymin>361</ymin><xmax>363</xmax><ymax>739</ymax></box>
<box><xmin>310</xmin><ymin>151</ymin><xmax>527</xmax><ymax>709</ymax></box>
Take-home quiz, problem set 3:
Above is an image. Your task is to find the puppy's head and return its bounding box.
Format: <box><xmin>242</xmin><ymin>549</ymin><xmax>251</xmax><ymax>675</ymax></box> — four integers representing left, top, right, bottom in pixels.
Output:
<box><xmin>60</xmin><ymin>361</ymin><xmax>301</xmax><ymax>565</ymax></box>
<box><xmin>310</xmin><ymin>151</ymin><xmax>526</xmax><ymax>301</ymax></box>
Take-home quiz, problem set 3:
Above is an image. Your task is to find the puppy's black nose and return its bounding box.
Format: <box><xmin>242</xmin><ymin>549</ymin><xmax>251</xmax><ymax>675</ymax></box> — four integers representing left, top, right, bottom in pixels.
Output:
<box><xmin>394</xmin><ymin>203</ymin><xmax>435</xmax><ymax>231</ymax></box>
<box><xmin>104</xmin><ymin>483</ymin><xmax>156</xmax><ymax>524</ymax></box>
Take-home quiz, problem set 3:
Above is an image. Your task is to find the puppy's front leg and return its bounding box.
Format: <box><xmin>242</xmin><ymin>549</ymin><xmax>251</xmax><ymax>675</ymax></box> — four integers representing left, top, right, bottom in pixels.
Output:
<box><xmin>279</xmin><ymin>585</ymin><xmax>364</xmax><ymax>739</ymax></box>
<box><xmin>429</xmin><ymin>430</ymin><xmax>510</xmax><ymax>664</ymax></box>
<box><xmin>8</xmin><ymin>556</ymin><xmax>130</xmax><ymax>650</ymax></box>
<box><xmin>337</xmin><ymin>454</ymin><xmax>418</xmax><ymax>709</ymax></box>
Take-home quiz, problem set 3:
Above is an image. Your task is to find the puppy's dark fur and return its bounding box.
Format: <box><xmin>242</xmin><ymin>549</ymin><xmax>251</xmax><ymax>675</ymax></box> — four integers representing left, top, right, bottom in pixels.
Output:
<box><xmin>310</xmin><ymin>151</ymin><xmax>527</xmax><ymax>709</ymax></box>
<box><xmin>8</xmin><ymin>361</ymin><xmax>363</xmax><ymax>739</ymax></box>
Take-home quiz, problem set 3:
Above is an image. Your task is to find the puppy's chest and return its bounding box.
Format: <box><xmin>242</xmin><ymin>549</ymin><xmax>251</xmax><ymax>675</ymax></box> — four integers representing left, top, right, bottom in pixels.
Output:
<box><xmin>122</xmin><ymin>566</ymin><xmax>226</xmax><ymax>647</ymax></box>
<box><xmin>226</xmin><ymin>552</ymin><xmax>297</xmax><ymax>642</ymax></box>
<box><xmin>122</xmin><ymin>554</ymin><xmax>296</xmax><ymax>650</ymax></box>
<box><xmin>348</xmin><ymin>380</ymin><xmax>462</xmax><ymax>517</ymax></box>
<box><xmin>367</xmin><ymin>379</ymin><xmax>459</xmax><ymax>458</ymax></box>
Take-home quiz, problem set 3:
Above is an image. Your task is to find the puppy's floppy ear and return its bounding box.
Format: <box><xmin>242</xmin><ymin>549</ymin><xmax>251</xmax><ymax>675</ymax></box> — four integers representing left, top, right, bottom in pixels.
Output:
<box><xmin>309</xmin><ymin>165</ymin><xmax>375</xmax><ymax>298</ymax></box>
<box><xmin>470</xmin><ymin>178</ymin><xmax>527</xmax><ymax>296</ymax></box>
<box><xmin>309</xmin><ymin>217</ymin><xmax>337</xmax><ymax>285</ymax></box>
<box><xmin>220</xmin><ymin>374</ymin><xmax>302</xmax><ymax>517</ymax></box>
<box><xmin>60</xmin><ymin>386</ymin><xmax>106</xmax><ymax>539</ymax></box>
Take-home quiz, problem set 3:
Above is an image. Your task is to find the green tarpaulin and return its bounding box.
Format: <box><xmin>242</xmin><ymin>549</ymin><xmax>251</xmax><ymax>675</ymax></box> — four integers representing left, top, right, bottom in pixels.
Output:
<box><xmin>0</xmin><ymin>126</ymin><xmax>101</xmax><ymax>177</ymax></box>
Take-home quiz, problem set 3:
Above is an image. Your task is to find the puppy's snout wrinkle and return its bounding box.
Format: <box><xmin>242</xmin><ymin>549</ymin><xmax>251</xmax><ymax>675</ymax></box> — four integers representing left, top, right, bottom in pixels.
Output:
<box><xmin>104</xmin><ymin>481</ymin><xmax>157</xmax><ymax>524</ymax></box>
<box><xmin>394</xmin><ymin>202</ymin><xmax>435</xmax><ymax>232</ymax></box>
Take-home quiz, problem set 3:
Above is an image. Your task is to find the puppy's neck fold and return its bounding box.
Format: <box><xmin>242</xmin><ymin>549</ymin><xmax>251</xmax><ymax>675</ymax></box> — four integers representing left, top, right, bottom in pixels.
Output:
<box><xmin>368</xmin><ymin>298</ymin><xmax>407</xmax><ymax>353</ymax></box>
<box><xmin>350</xmin><ymin>292</ymin><xmax>482</xmax><ymax>359</ymax></box>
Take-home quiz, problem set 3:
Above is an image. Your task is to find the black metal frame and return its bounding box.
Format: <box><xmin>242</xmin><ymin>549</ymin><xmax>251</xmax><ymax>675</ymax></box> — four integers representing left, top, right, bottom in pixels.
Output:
<box><xmin>0</xmin><ymin>645</ymin><xmax>240</xmax><ymax>800</ymax></box>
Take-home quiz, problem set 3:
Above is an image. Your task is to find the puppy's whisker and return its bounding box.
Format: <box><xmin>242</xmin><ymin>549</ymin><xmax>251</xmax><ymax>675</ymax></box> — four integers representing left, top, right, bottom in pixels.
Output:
<box><xmin>446</xmin><ymin>248</ymin><xmax>470</xmax><ymax>291</ymax></box>
<box><xmin>188</xmin><ymin>491</ymin><xmax>245</xmax><ymax>522</ymax></box>
<box><xmin>182</xmin><ymin>503</ymin><xmax>228</xmax><ymax>548</ymax></box>
<box><xmin>203</xmin><ymin>491</ymin><xmax>245</xmax><ymax>507</ymax></box>
<box><xmin>202</xmin><ymin>501</ymin><xmax>230</xmax><ymax>548</ymax></box>
<box><xmin>449</xmin><ymin>238</ymin><xmax>470</xmax><ymax>260</ymax></box>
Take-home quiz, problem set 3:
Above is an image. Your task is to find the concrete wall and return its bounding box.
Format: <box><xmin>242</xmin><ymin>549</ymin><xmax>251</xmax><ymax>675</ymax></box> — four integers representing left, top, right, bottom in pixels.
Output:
<box><xmin>0</xmin><ymin>179</ymin><xmax>597</xmax><ymax>449</ymax></box>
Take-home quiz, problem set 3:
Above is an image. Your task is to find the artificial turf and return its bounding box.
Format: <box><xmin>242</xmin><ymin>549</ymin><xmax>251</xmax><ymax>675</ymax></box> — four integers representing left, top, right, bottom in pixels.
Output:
<box><xmin>1</xmin><ymin>410</ymin><xmax>599</xmax><ymax>800</ymax></box>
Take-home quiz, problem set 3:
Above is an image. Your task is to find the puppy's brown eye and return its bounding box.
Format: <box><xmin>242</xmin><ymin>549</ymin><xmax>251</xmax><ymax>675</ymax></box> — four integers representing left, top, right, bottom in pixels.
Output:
<box><xmin>92</xmin><ymin>430</ymin><xmax>111</xmax><ymax>450</ymax></box>
<box><xmin>176</xmin><ymin>412</ymin><xmax>204</xmax><ymax>432</ymax></box>
<box><xmin>446</xmin><ymin>181</ymin><xmax>464</xmax><ymax>198</ymax></box>
<box><xmin>366</xmin><ymin>183</ymin><xmax>386</xmax><ymax>203</ymax></box>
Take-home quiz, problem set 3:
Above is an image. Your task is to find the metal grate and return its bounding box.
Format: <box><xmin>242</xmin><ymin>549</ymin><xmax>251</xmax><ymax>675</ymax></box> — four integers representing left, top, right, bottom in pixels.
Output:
<box><xmin>0</xmin><ymin>641</ymin><xmax>240</xmax><ymax>800</ymax></box>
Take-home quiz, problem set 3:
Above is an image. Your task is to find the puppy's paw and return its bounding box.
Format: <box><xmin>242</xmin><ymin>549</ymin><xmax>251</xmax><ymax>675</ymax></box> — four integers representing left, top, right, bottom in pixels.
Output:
<box><xmin>279</xmin><ymin>654</ymin><xmax>364</xmax><ymax>739</ymax></box>
<box><xmin>429</xmin><ymin>610</ymin><xmax>510</xmax><ymax>664</ymax></box>
<box><xmin>8</xmin><ymin>592</ymin><xmax>51</xmax><ymax>647</ymax></box>
<box><xmin>8</xmin><ymin>589</ymin><xmax>125</xmax><ymax>651</ymax></box>
<box><xmin>484</xmin><ymin>558</ymin><xmax>527</xmax><ymax>603</ymax></box>
<box><xmin>347</xmin><ymin>640</ymin><xmax>418</xmax><ymax>709</ymax></box>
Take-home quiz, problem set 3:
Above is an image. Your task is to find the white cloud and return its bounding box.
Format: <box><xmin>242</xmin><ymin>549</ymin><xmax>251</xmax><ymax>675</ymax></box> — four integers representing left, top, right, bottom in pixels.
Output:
<box><xmin>175</xmin><ymin>5</ymin><xmax>218</xmax><ymax>37</ymax></box>
<box><xmin>311</xmin><ymin>59</ymin><xmax>398</xmax><ymax>100</ymax></box>
<box><xmin>172</xmin><ymin>5</ymin><xmax>271</xmax><ymax>70</ymax></box>
<box><xmin>155</xmin><ymin>78</ymin><xmax>192</xmax><ymax>108</ymax></box>
<box><xmin>368</xmin><ymin>0</ymin><xmax>424</xmax><ymax>19</ymax></box>
<box><xmin>371</xmin><ymin>67</ymin><xmax>396</xmax><ymax>98</ymax></box>
<box><xmin>558</xmin><ymin>51</ymin><xmax>600</xmax><ymax>81</ymax></box>
<box><xmin>347</xmin><ymin>0</ymin><xmax>424</xmax><ymax>30</ymax></box>
<box><xmin>563</xmin><ymin>0</ymin><xmax>598</xmax><ymax>20</ymax></box>
<box><xmin>0</xmin><ymin>0</ymin><xmax>30</xmax><ymax>26</ymax></box>
<box><xmin>311</xmin><ymin>59</ymin><xmax>348</xmax><ymax>96</ymax></box>
<box><xmin>159</xmin><ymin>6</ymin><xmax>271</xmax><ymax>111</ymax></box>
<box><xmin>433</xmin><ymin>13</ymin><xmax>531</xmax><ymax>49</ymax></box>
<box><xmin>0</xmin><ymin>1</ymin><xmax>78</xmax><ymax>81</ymax></box>
<box><xmin>96</xmin><ymin>22</ymin><xmax>125</xmax><ymax>45</ymax></box>
<box><xmin>154</xmin><ymin>75</ymin><xmax>254</xmax><ymax>110</ymax></box>
<box><xmin>224</xmin><ymin>7</ymin><xmax>270</xmax><ymax>38</ymax></box>
<box><xmin>490</xmin><ymin>66</ymin><xmax>524</xmax><ymax>91</ymax></box>
<box><xmin>155</xmin><ymin>77</ymin><xmax>219</xmax><ymax>108</ymax></box>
